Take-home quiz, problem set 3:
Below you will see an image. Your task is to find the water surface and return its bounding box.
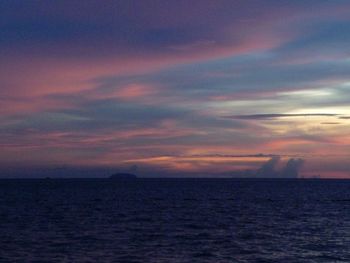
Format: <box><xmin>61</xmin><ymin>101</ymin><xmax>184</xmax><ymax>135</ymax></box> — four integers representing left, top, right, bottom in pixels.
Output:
<box><xmin>0</xmin><ymin>179</ymin><xmax>349</xmax><ymax>262</ymax></box>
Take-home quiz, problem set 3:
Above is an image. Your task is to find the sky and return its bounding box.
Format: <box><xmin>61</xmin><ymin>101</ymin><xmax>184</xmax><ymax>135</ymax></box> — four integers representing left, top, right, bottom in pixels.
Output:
<box><xmin>1</xmin><ymin>0</ymin><xmax>350</xmax><ymax>178</ymax></box>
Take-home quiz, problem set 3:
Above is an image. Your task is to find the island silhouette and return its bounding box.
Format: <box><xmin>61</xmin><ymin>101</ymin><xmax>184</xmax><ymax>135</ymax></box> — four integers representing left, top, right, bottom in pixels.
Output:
<box><xmin>109</xmin><ymin>173</ymin><xmax>138</xmax><ymax>180</ymax></box>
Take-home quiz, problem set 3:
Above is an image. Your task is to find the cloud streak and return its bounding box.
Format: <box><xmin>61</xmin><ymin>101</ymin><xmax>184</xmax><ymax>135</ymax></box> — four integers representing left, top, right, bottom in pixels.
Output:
<box><xmin>224</xmin><ymin>113</ymin><xmax>340</xmax><ymax>120</ymax></box>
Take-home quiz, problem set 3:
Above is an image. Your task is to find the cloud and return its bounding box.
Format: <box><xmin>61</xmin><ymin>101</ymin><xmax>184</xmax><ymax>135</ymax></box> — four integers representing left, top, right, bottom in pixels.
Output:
<box><xmin>223</xmin><ymin>113</ymin><xmax>339</xmax><ymax>120</ymax></box>
<box><xmin>255</xmin><ymin>157</ymin><xmax>304</xmax><ymax>178</ymax></box>
<box><xmin>1</xmin><ymin>1</ymin><xmax>350</xmax><ymax>177</ymax></box>
<box><xmin>256</xmin><ymin>156</ymin><xmax>281</xmax><ymax>177</ymax></box>
<box><xmin>282</xmin><ymin>158</ymin><xmax>304</xmax><ymax>178</ymax></box>
<box><xmin>185</xmin><ymin>153</ymin><xmax>280</xmax><ymax>158</ymax></box>
<box><xmin>320</xmin><ymin>122</ymin><xmax>341</xmax><ymax>125</ymax></box>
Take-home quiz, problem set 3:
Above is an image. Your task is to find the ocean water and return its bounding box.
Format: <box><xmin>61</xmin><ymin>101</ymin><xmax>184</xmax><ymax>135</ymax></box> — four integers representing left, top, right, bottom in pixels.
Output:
<box><xmin>0</xmin><ymin>179</ymin><xmax>349</xmax><ymax>263</ymax></box>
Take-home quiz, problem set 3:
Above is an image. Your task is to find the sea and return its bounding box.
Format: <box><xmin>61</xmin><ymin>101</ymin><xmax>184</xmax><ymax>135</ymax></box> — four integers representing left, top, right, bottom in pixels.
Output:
<box><xmin>0</xmin><ymin>178</ymin><xmax>349</xmax><ymax>262</ymax></box>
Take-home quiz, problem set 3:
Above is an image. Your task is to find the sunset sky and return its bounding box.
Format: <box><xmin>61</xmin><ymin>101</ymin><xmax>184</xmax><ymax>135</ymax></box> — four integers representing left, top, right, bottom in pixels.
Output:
<box><xmin>1</xmin><ymin>0</ymin><xmax>350</xmax><ymax>178</ymax></box>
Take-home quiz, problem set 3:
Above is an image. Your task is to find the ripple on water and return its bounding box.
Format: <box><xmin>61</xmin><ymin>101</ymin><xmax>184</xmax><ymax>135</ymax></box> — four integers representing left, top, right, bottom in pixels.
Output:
<box><xmin>0</xmin><ymin>179</ymin><xmax>349</xmax><ymax>262</ymax></box>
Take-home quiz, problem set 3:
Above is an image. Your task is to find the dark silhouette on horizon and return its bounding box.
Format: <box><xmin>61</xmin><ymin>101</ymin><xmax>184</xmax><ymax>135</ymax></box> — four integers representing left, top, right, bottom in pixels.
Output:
<box><xmin>109</xmin><ymin>173</ymin><xmax>138</xmax><ymax>180</ymax></box>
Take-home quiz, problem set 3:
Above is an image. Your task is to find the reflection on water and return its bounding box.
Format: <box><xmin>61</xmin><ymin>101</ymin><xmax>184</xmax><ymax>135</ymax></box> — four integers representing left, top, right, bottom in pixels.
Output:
<box><xmin>0</xmin><ymin>179</ymin><xmax>349</xmax><ymax>262</ymax></box>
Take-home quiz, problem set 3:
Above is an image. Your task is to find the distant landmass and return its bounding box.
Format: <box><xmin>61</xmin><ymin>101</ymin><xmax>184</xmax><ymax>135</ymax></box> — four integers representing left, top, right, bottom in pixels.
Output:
<box><xmin>109</xmin><ymin>173</ymin><xmax>137</xmax><ymax>180</ymax></box>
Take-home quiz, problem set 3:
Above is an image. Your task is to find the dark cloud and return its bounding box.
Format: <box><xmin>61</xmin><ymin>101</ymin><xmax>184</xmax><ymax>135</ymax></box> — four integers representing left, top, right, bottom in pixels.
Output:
<box><xmin>320</xmin><ymin>122</ymin><xmax>341</xmax><ymax>125</ymax></box>
<box><xmin>0</xmin><ymin>166</ymin><xmax>117</xmax><ymax>179</ymax></box>
<box><xmin>2</xmin><ymin>0</ymin><xmax>348</xmax><ymax>63</ymax></box>
<box><xmin>0</xmin><ymin>0</ymin><xmax>282</xmax><ymax>56</ymax></box>
<box><xmin>1</xmin><ymin>100</ymin><xmax>190</xmax><ymax>132</ymax></box>
<box><xmin>282</xmin><ymin>158</ymin><xmax>304</xmax><ymax>178</ymax></box>
<box><xmin>221</xmin><ymin>156</ymin><xmax>305</xmax><ymax>178</ymax></box>
<box><xmin>256</xmin><ymin>156</ymin><xmax>281</xmax><ymax>177</ymax></box>
<box><xmin>254</xmin><ymin>157</ymin><xmax>304</xmax><ymax>178</ymax></box>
